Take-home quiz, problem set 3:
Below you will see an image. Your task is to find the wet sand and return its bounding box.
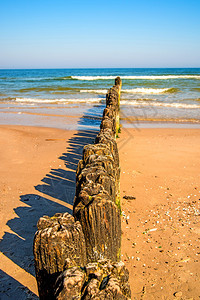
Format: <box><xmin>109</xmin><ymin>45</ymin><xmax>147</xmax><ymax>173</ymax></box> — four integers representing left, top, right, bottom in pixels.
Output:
<box><xmin>0</xmin><ymin>125</ymin><xmax>200</xmax><ymax>299</ymax></box>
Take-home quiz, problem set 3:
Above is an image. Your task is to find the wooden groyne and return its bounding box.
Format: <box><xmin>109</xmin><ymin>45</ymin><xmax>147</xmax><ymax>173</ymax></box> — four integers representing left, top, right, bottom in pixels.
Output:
<box><xmin>33</xmin><ymin>77</ymin><xmax>131</xmax><ymax>299</ymax></box>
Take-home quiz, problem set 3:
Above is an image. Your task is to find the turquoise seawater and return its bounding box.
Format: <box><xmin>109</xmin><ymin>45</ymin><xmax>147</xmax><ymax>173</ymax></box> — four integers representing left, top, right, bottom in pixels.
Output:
<box><xmin>0</xmin><ymin>68</ymin><xmax>200</xmax><ymax>128</ymax></box>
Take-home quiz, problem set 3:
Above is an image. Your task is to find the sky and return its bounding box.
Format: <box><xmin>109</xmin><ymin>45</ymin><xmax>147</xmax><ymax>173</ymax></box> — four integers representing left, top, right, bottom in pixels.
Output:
<box><xmin>0</xmin><ymin>0</ymin><xmax>200</xmax><ymax>68</ymax></box>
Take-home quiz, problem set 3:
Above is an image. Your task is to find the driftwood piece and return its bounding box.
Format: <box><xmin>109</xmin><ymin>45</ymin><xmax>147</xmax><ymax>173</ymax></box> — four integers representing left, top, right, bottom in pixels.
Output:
<box><xmin>33</xmin><ymin>213</ymin><xmax>87</xmax><ymax>300</ymax></box>
<box><xmin>53</xmin><ymin>259</ymin><xmax>131</xmax><ymax>300</ymax></box>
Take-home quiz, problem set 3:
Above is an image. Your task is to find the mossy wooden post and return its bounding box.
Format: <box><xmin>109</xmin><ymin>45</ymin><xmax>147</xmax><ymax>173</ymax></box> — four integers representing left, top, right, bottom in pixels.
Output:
<box><xmin>106</xmin><ymin>80</ymin><xmax>121</xmax><ymax>138</ymax></box>
<box><xmin>53</xmin><ymin>259</ymin><xmax>131</xmax><ymax>300</ymax></box>
<box><xmin>74</xmin><ymin>197</ymin><xmax>121</xmax><ymax>263</ymax></box>
<box><xmin>114</xmin><ymin>76</ymin><xmax>122</xmax><ymax>213</ymax></box>
<box><xmin>73</xmin><ymin>142</ymin><xmax>121</xmax><ymax>263</ymax></box>
<box><xmin>95</xmin><ymin>131</ymin><xmax>121</xmax><ymax>210</ymax></box>
<box><xmin>115</xmin><ymin>76</ymin><xmax>122</xmax><ymax>136</ymax></box>
<box><xmin>32</xmin><ymin>77</ymin><xmax>132</xmax><ymax>300</ymax></box>
<box><xmin>33</xmin><ymin>213</ymin><xmax>87</xmax><ymax>300</ymax></box>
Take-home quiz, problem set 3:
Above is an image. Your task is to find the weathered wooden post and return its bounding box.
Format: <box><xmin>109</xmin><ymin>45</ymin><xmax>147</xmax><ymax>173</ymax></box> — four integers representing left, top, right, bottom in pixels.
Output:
<box><xmin>33</xmin><ymin>213</ymin><xmax>87</xmax><ymax>299</ymax></box>
<box><xmin>33</xmin><ymin>77</ymin><xmax>131</xmax><ymax>299</ymax></box>
<box><xmin>53</xmin><ymin>259</ymin><xmax>131</xmax><ymax>299</ymax></box>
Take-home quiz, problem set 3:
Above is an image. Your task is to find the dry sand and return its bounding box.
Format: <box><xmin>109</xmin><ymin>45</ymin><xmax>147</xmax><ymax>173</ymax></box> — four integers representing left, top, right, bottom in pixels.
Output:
<box><xmin>0</xmin><ymin>125</ymin><xmax>199</xmax><ymax>299</ymax></box>
<box><xmin>0</xmin><ymin>125</ymin><xmax>76</xmax><ymax>299</ymax></box>
<box><xmin>119</xmin><ymin>128</ymin><xmax>200</xmax><ymax>300</ymax></box>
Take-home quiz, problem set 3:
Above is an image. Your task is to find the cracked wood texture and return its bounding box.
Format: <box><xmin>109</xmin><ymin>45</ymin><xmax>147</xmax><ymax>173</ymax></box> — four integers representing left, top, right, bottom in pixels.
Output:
<box><xmin>53</xmin><ymin>259</ymin><xmax>131</xmax><ymax>300</ymax></box>
<box><xmin>33</xmin><ymin>213</ymin><xmax>87</xmax><ymax>300</ymax></box>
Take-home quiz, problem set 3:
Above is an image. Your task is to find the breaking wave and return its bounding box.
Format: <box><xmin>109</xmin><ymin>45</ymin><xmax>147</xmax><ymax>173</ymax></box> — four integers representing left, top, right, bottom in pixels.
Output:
<box><xmin>121</xmin><ymin>88</ymin><xmax>178</xmax><ymax>94</ymax></box>
<box><xmin>19</xmin><ymin>86</ymin><xmax>78</xmax><ymax>93</ymax></box>
<box><xmin>79</xmin><ymin>87</ymin><xmax>178</xmax><ymax>95</ymax></box>
<box><xmin>71</xmin><ymin>75</ymin><xmax>200</xmax><ymax>81</ymax></box>
<box><xmin>120</xmin><ymin>100</ymin><xmax>200</xmax><ymax>109</ymax></box>
<box><xmin>15</xmin><ymin>97</ymin><xmax>101</xmax><ymax>104</ymax></box>
<box><xmin>80</xmin><ymin>89</ymin><xmax>108</xmax><ymax>94</ymax></box>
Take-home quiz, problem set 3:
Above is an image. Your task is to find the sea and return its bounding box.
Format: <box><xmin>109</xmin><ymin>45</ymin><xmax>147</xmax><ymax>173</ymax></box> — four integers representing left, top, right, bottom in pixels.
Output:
<box><xmin>0</xmin><ymin>68</ymin><xmax>200</xmax><ymax>129</ymax></box>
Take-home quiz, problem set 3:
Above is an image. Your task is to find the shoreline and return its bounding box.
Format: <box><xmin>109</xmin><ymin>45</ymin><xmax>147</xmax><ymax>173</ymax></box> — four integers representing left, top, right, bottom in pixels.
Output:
<box><xmin>122</xmin><ymin>120</ymin><xmax>200</xmax><ymax>129</ymax></box>
<box><xmin>1</xmin><ymin>110</ymin><xmax>200</xmax><ymax>130</ymax></box>
<box><xmin>0</xmin><ymin>124</ymin><xmax>200</xmax><ymax>299</ymax></box>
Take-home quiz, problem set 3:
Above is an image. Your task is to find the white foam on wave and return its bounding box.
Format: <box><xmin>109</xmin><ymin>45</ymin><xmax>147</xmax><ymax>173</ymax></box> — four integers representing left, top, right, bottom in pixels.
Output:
<box><xmin>80</xmin><ymin>89</ymin><xmax>108</xmax><ymax>94</ymax></box>
<box><xmin>121</xmin><ymin>100</ymin><xmax>200</xmax><ymax>109</ymax></box>
<box><xmin>71</xmin><ymin>75</ymin><xmax>200</xmax><ymax>80</ymax></box>
<box><xmin>122</xmin><ymin>88</ymin><xmax>173</xmax><ymax>94</ymax></box>
<box><xmin>72</xmin><ymin>76</ymin><xmax>115</xmax><ymax>80</ymax></box>
<box><xmin>79</xmin><ymin>87</ymin><xmax>177</xmax><ymax>95</ymax></box>
<box><xmin>15</xmin><ymin>97</ymin><xmax>101</xmax><ymax>104</ymax></box>
<box><xmin>16</xmin><ymin>98</ymin><xmax>68</xmax><ymax>103</ymax></box>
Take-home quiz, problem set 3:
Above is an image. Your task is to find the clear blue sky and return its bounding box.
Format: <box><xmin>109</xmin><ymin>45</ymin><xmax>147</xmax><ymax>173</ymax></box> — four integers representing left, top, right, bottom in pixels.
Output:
<box><xmin>0</xmin><ymin>0</ymin><xmax>200</xmax><ymax>68</ymax></box>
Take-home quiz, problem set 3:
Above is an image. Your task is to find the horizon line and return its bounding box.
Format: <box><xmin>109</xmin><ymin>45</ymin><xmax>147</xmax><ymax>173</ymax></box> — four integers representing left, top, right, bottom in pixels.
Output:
<box><xmin>1</xmin><ymin>67</ymin><xmax>200</xmax><ymax>70</ymax></box>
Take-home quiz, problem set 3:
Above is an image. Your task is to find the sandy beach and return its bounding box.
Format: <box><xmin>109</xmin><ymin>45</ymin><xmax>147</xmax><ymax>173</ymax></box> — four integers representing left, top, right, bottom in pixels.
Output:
<box><xmin>119</xmin><ymin>128</ymin><xmax>200</xmax><ymax>299</ymax></box>
<box><xmin>1</xmin><ymin>0</ymin><xmax>200</xmax><ymax>296</ymax></box>
<box><xmin>0</xmin><ymin>125</ymin><xmax>200</xmax><ymax>299</ymax></box>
